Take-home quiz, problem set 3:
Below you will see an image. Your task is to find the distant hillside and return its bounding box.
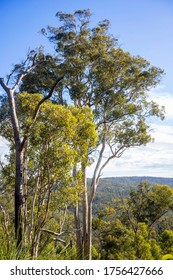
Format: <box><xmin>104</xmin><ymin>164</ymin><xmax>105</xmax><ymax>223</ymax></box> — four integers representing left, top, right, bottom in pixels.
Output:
<box><xmin>88</xmin><ymin>176</ymin><xmax>173</xmax><ymax>213</ymax></box>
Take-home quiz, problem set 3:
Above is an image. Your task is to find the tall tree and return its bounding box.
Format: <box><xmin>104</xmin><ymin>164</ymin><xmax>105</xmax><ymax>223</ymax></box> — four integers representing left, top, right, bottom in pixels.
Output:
<box><xmin>0</xmin><ymin>51</ymin><xmax>64</xmax><ymax>248</ymax></box>
<box><xmin>20</xmin><ymin>9</ymin><xmax>165</xmax><ymax>259</ymax></box>
<box><xmin>0</xmin><ymin>91</ymin><xmax>97</xmax><ymax>258</ymax></box>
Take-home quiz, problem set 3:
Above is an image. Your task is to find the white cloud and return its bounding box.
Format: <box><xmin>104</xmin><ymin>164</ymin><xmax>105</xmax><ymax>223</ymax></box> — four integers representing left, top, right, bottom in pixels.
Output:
<box><xmin>151</xmin><ymin>123</ymin><xmax>173</xmax><ymax>144</ymax></box>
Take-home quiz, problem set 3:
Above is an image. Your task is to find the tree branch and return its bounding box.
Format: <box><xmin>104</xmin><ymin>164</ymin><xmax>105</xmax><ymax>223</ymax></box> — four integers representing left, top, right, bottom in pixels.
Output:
<box><xmin>40</xmin><ymin>228</ymin><xmax>64</xmax><ymax>236</ymax></box>
<box><xmin>0</xmin><ymin>78</ymin><xmax>10</xmax><ymax>93</ymax></box>
<box><xmin>89</xmin><ymin>135</ymin><xmax>106</xmax><ymax>203</ymax></box>
<box><xmin>12</xmin><ymin>62</ymin><xmax>39</xmax><ymax>93</ymax></box>
<box><xmin>94</xmin><ymin>145</ymin><xmax>127</xmax><ymax>192</ymax></box>
<box><xmin>32</xmin><ymin>76</ymin><xmax>64</xmax><ymax>122</ymax></box>
<box><xmin>52</xmin><ymin>238</ymin><xmax>66</xmax><ymax>244</ymax></box>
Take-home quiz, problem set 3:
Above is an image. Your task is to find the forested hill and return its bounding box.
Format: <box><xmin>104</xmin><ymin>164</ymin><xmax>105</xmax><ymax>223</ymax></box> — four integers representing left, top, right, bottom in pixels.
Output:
<box><xmin>89</xmin><ymin>176</ymin><xmax>173</xmax><ymax>212</ymax></box>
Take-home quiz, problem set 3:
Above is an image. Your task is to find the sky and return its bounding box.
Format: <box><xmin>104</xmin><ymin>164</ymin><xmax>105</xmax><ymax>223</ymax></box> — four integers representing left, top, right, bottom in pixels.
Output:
<box><xmin>0</xmin><ymin>0</ymin><xmax>173</xmax><ymax>178</ymax></box>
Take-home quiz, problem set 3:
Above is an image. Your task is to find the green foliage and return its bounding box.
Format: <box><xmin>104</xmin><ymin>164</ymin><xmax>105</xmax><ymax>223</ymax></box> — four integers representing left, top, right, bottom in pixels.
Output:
<box><xmin>160</xmin><ymin>230</ymin><xmax>173</xmax><ymax>254</ymax></box>
<box><xmin>18</xmin><ymin>10</ymin><xmax>166</xmax><ymax>202</ymax></box>
<box><xmin>0</xmin><ymin>8</ymin><xmax>167</xmax><ymax>260</ymax></box>
<box><xmin>68</xmin><ymin>105</ymin><xmax>97</xmax><ymax>164</ymax></box>
<box><xmin>93</xmin><ymin>181</ymin><xmax>173</xmax><ymax>260</ymax></box>
<box><xmin>126</xmin><ymin>182</ymin><xmax>173</xmax><ymax>227</ymax></box>
<box><xmin>21</xmin><ymin>10</ymin><xmax>164</xmax><ymax>132</ymax></box>
<box><xmin>162</xmin><ymin>254</ymin><xmax>173</xmax><ymax>260</ymax></box>
<box><xmin>0</xmin><ymin>92</ymin><xmax>97</xmax><ymax>259</ymax></box>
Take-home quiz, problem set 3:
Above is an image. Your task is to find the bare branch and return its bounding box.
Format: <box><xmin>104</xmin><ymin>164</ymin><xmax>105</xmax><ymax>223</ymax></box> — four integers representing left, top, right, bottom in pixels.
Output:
<box><xmin>52</xmin><ymin>238</ymin><xmax>66</xmax><ymax>244</ymax></box>
<box><xmin>0</xmin><ymin>78</ymin><xmax>10</xmax><ymax>93</ymax></box>
<box><xmin>89</xmin><ymin>136</ymin><xmax>106</xmax><ymax>202</ymax></box>
<box><xmin>12</xmin><ymin>62</ymin><xmax>38</xmax><ymax>92</ymax></box>
<box><xmin>6</xmin><ymin>66</ymin><xmax>19</xmax><ymax>86</ymax></box>
<box><xmin>95</xmin><ymin>145</ymin><xmax>127</xmax><ymax>190</ymax></box>
<box><xmin>4</xmin><ymin>51</ymin><xmax>45</xmax><ymax>92</ymax></box>
<box><xmin>40</xmin><ymin>228</ymin><xmax>64</xmax><ymax>236</ymax></box>
<box><xmin>96</xmin><ymin>154</ymin><xmax>115</xmax><ymax>185</ymax></box>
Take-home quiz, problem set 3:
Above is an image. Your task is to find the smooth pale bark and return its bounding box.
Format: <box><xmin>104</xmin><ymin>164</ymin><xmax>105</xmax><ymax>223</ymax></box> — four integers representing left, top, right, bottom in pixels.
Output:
<box><xmin>81</xmin><ymin>164</ymin><xmax>89</xmax><ymax>259</ymax></box>
<box><xmin>72</xmin><ymin>166</ymin><xmax>83</xmax><ymax>258</ymax></box>
<box><xmin>82</xmin><ymin>137</ymin><xmax>106</xmax><ymax>259</ymax></box>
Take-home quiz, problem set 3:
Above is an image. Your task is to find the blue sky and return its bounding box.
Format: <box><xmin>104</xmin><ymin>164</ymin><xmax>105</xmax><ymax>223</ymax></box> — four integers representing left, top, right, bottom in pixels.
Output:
<box><xmin>0</xmin><ymin>0</ymin><xmax>173</xmax><ymax>177</ymax></box>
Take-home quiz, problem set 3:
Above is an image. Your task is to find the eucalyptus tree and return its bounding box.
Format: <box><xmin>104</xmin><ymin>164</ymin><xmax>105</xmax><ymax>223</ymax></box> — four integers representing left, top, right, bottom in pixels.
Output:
<box><xmin>0</xmin><ymin>89</ymin><xmax>97</xmax><ymax>258</ymax></box>
<box><xmin>0</xmin><ymin>51</ymin><xmax>64</xmax><ymax>248</ymax></box>
<box><xmin>20</xmin><ymin>9</ymin><xmax>165</xmax><ymax>259</ymax></box>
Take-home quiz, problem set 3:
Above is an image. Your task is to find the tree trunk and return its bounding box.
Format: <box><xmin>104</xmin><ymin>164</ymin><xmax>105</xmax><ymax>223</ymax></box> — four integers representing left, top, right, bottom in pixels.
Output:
<box><xmin>81</xmin><ymin>164</ymin><xmax>89</xmax><ymax>259</ymax></box>
<box><xmin>87</xmin><ymin>200</ymin><xmax>93</xmax><ymax>260</ymax></box>
<box><xmin>23</xmin><ymin>141</ymin><xmax>28</xmax><ymax>250</ymax></box>
<box><xmin>72</xmin><ymin>166</ymin><xmax>83</xmax><ymax>258</ymax></box>
<box><xmin>6</xmin><ymin>88</ymin><xmax>24</xmax><ymax>248</ymax></box>
<box><xmin>31</xmin><ymin>229</ymin><xmax>41</xmax><ymax>259</ymax></box>
<box><xmin>29</xmin><ymin>172</ymin><xmax>40</xmax><ymax>243</ymax></box>
<box><xmin>74</xmin><ymin>202</ymin><xmax>83</xmax><ymax>259</ymax></box>
<box><xmin>15</xmin><ymin>147</ymin><xmax>24</xmax><ymax>247</ymax></box>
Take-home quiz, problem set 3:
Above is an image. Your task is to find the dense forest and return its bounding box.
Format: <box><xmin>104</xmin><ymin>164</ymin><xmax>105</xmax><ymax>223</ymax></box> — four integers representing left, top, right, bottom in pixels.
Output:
<box><xmin>92</xmin><ymin>179</ymin><xmax>173</xmax><ymax>260</ymax></box>
<box><xmin>0</xmin><ymin>9</ymin><xmax>172</xmax><ymax>260</ymax></box>
<box><xmin>93</xmin><ymin>176</ymin><xmax>173</xmax><ymax>211</ymax></box>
